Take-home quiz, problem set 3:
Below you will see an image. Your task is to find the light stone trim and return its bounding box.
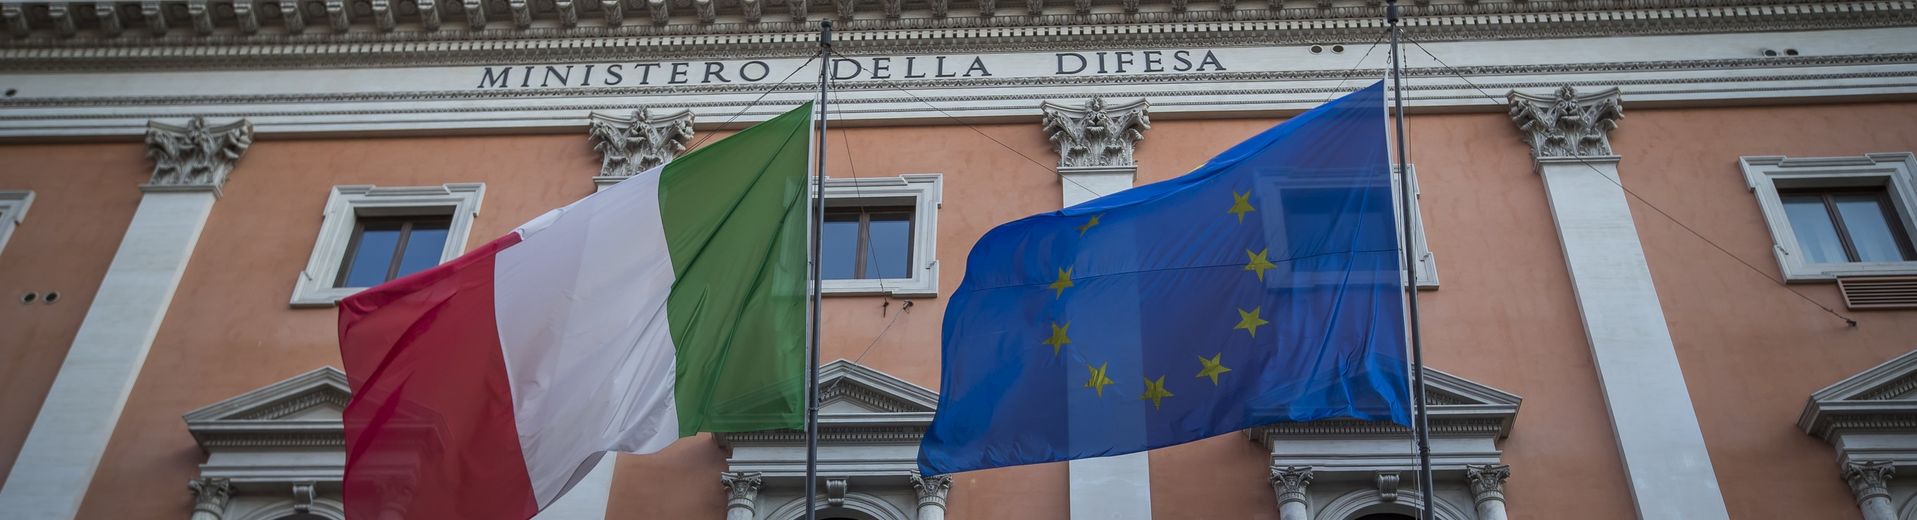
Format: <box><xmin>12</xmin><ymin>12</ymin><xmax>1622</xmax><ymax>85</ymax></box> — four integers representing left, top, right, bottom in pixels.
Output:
<box><xmin>143</xmin><ymin>117</ymin><xmax>253</xmax><ymax>195</ymax></box>
<box><xmin>0</xmin><ymin>190</ymin><xmax>218</xmax><ymax>518</ymax></box>
<box><xmin>288</xmin><ymin>183</ymin><xmax>485</xmax><ymax>307</ymax></box>
<box><xmin>1739</xmin><ymin>153</ymin><xmax>1917</xmax><ymax>281</ymax></box>
<box><xmin>587</xmin><ymin>107</ymin><xmax>694</xmax><ymax>188</ymax></box>
<box><xmin>1512</xmin><ymin>85</ymin><xmax>1730</xmax><ymax>520</ymax></box>
<box><xmin>0</xmin><ymin>190</ymin><xmax>32</xmax><ymax>256</ymax></box>
<box><xmin>818</xmin><ymin>174</ymin><xmax>942</xmax><ymax>298</ymax></box>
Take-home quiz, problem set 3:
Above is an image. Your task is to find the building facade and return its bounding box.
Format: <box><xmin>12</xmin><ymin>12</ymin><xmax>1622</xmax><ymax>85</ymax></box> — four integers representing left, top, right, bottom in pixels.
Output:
<box><xmin>2</xmin><ymin>0</ymin><xmax>1917</xmax><ymax>518</ymax></box>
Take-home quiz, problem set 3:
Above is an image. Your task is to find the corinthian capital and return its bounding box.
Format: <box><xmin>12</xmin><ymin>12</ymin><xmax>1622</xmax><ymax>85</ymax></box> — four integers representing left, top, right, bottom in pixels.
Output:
<box><xmin>188</xmin><ymin>477</ymin><xmax>232</xmax><ymax>518</ymax></box>
<box><xmin>1507</xmin><ymin>85</ymin><xmax>1623</xmax><ymax>160</ymax></box>
<box><xmin>1041</xmin><ymin>97</ymin><xmax>1150</xmax><ymax>169</ymax></box>
<box><xmin>1270</xmin><ymin>465</ymin><xmax>1313</xmax><ymax>506</ymax></box>
<box><xmin>588</xmin><ymin>108</ymin><xmax>695</xmax><ymax>182</ymax></box>
<box><xmin>721</xmin><ymin>471</ymin><xmax>764</xmax><ymax>507</ymax></box>
<box><xmin>1845</xmin><ymin>460</ymin><xmax>1896</xmax><ymax>503</ymax></box>
<box><xmin>911</xmin><ymin>470</ymin><xmax>953</xmax><ymax>508</ymax></box>
<box><xmin>1466</xmin><ymin>463</ymin><xmax>1511</xmax><ymax>504</ymax></box>
<box><xmin>144</xmin><ymin>117</ymin><xmax>254</xmax><ymax>194</ymax></box>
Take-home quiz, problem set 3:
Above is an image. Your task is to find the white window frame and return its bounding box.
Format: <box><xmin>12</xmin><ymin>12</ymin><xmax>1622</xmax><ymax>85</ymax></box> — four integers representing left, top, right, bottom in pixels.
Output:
<box><xmin>290</xmin><ymin>183</ymin><xmax>484</xmax><ymax>307</ymax></box>
<box><xmin>818</xmin><ymin>174</ymin><xmax>941</xmax><ymax>298</ymax></box>
<box><xmin>1396</xmin><ymin>165</ymin><xmax>1440</xmax><ymax>290</ymax></box>
<box><xmin>1740</xmin><ymin>153</ymin><xmax>1917</xmax><ymax>281</ymax></box>
<box><xmin>0</xmin><ymin>190</ymin><xmax>32</xmax><ymax>256</ymax></box>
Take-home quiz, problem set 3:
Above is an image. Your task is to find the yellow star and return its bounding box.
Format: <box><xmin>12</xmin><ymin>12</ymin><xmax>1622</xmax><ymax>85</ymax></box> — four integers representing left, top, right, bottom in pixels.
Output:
<box><xmin>1244</xmin><ymin>248</ymin><xmax>1276</xmax><ymax>282</ymax></box>
<box><xmin>1049</xmin><ymin>267</ymin><xmax>1075</xmax><ymax>298</ymax></box>
<box><xmin>1084</xmin><ymin>362</ymin><xmax>1115</xmax><ymax>397</ymax></box>
<box><xmin>1228</xmin><ymin>191</ymin><xmax>1256</xmax><ymax>223</ymax></box>
<box><xmin>1043</xmin><ymin>321</ymin><xmax>1071</xmax><ymax>356</ymax></box>
<box><xmin>1077</xmin><ymin>214</ymin><xmax>1103</xmax><ymax>236</ymax></box>
<box><xmin>1140</xmin><ymin>375</ymin><xmax>1174</xmax><ymax>410</ymax></box>
<box><xmin>1196</xmin><ymin>353</ymin><xmax>1231</xmax><ymax>385</ymax></box>
<box><xmin>1235</xmin><ymin>306</ymin><xmax>1270</xmax><ymax>338</ymax></box>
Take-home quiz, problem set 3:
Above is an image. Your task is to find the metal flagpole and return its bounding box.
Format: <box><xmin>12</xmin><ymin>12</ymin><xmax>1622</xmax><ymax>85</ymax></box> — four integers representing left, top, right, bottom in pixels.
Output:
<box><xmin>1385</xmin><ymin>2</ymin><xmax>1435</xmax><ymax>519</ymax></box>
<box><xmin>804</xmin><ymin>19</ymin><xmax>833</xmax><ymax>520</ymax></box>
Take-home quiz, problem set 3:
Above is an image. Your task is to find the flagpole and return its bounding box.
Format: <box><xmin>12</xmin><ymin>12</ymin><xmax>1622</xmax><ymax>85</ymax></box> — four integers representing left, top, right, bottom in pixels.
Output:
<box><xmin>1386</xmin><ymin>2</ymin><xmax>1435</xmax><ymax>519</ymax></box>
<box><xmin>805</xmin><ymin>19</ymin><xmax>833</xmax><ymax>520</ymax></box>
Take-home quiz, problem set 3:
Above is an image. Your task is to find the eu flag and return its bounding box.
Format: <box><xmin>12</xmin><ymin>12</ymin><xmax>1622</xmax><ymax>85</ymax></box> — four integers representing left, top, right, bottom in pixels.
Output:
<box><xmin>918</xmin><ymin>82</ymin><xmax>1410</xmax><ymax>476</ymax></box>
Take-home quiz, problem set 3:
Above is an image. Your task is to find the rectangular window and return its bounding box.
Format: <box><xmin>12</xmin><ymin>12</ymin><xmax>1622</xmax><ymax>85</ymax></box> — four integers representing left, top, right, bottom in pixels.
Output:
<box><xmin>1779</xmin><ymin>188</ymin><xmax>1916</xmax><ymax>264</ymax></box>
<box><xmin>335</xmin><ymin>216</ymin><xmax>454</xmax><ymax>288</ymax></box>
<box><xmin>1741</xmin><ymin>153</ymin><xmax>1917</xmax><ymax>281</ymax></box>
<box><xmin>821</xmin><ymin>207</ymin><xmax>914</xmax><ymax>281</ymax></box>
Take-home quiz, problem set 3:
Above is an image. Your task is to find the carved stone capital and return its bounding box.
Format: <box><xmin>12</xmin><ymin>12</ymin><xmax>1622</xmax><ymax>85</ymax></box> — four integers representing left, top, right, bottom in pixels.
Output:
<box><xmin>1041</xmin><ymin>97</ymin><xmax>1150</xmax><ymax>169</ymax></box>
<box><xmin>588</xmin><ymin>108</ymin><xmax>695</xmax><ymax>184</ymax></box>
<box><xmin>1270</xmin><ymin>465</ymin><xmax>1312</xmax><ymax>506</ymax></box>
<box><xmin>910</xmin><ymin>470</ymin><xmax>953</xmax><ymax>509</ymax></box>
<box><xmin>144</xmin><ymin>117</ymin><xmax>253</xmax><ymax>194</ymax></box>
<box><xmin>188</xmin><ymin>477</ymin><xmax>232</xmax><ymax>518</ymax></box>
<box><xmin>1845</xmin><ymin>460</ymin><xmax>1896</xmax><ymax>504</ymax></box>
<box><xmin>721</xmin><ymin>471</ymin><xmax>764</xmax><ymax>511</ymax></box>
<box><xmin>1466</xmin><ymin>463</ymin><xmax>1511</xmax><ymax>505</ymax></box>
<box><xmin>1507</xmin><ymin>85</ymin><xmax>1623</xmax><ymax>160</ymax></box>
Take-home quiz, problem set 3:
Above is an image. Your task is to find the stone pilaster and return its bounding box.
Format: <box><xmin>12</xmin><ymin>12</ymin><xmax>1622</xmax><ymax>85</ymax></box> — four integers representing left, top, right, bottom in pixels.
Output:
<box><xmin>911</xmin><ymin>471</ymin><xmax>953</xmax><ymax>520</ymax></box>
<box><xmin>720</xmin><ymin>471</ymin><xmax>764</xmax><ymax>520</ymax></box>
<box><xmin>1508</xmin><ymin>86</ymin><xmax>1729</xmax><ymax>520</ymax></box>
<box><xmin>187</xmin><ymin>478</ymin><xmax>232</xmax><ymax>520</ymax></box>
<box><xmin>587</xmin><ymin>108</ymin><xmax>695</xmax><ymax>191</ymax></box>
<box><xmin>0</xmin><ymin>118</ymin><xmax>247</xmax><ymax>518</ymax></box>
<box><xmin>1845</xmin><ymin>461</ymin><xmax>1897</xmax><ymax>520</ymax></box>
<box><xmin>1041</xmin><ymin>97</ymin><xmax>1150</xmax><ymax>206</ymax></box>
<box><xmin>1466</xmin><ymin>464</ymin><xmax>1511</xmax><ymax>520</ymax></box>
<box><xmin>1270</xmin><ymin>465</ymin><xmax>1312</xmax><ymax>520</ymax></box>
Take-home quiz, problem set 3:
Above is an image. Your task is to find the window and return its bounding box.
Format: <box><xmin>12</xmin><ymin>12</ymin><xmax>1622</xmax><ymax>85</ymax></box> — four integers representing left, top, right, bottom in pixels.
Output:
<box><xmin>1741</xmin><ymin>153</ymin><xmax>1917</xmax><ymax>280</ymax></box>
<box><xmin>291</xmin><ymin>184</ymin><xmax>483</xmax><ymax>306</ymax></box>
<box><xmin>819</xmin><ymin>174</ymin><xmax>941</xmax><ymax>297</ymax></box>
<box><xmin>0</xmin><ymin>191</ymin><xmax>32</xmax><ymax>257</ymax></box>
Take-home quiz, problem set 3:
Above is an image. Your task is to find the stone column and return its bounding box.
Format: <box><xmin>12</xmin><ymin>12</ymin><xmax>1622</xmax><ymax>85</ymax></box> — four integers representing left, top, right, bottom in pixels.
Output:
<box><xmin>911</xmin><ymin>471</ymin><xmax>953</xmax><ymax>520</ymax></box>
<box><xmin>587</xmin><ymin>107</ymin><xmax>694</xmax><ymax>191</ymax></box>
<box><xmin>187</xmin><ymin>478</ymin><xmax>232</xmax><ymax>520</ymax></box>
<box><xmin>1044</xmin><ymin>96</ymin><xmax>1155</xmax><ymax>520</ymax></box>
<box><xmin>721</xmin><ymin>472</ymin><xmax>764</xmax><ymax>520</ymax></box>
<box><xmin>1507</xmin><ymin>86</ymin><xmax>1731</xmax><ymax>520</ymax></box>
<box><xmin>1466</xmin><ymin>464</ymin><xmax>1511</xmax><ymax>520</ymax></box>
<box><xmin>0</xmin><ymin>118</ymin><xmax>251</xmax><ymax>518</ymax></box>
<box><xmin>1845</xmin><ymin>461</ymin><xmax>1897</xmax><ymax>520</ymax></box>
<box><xmin>1270</xmin><ymin>466</ymin><xmax>1312</xmax><ymax>520</ymax></box>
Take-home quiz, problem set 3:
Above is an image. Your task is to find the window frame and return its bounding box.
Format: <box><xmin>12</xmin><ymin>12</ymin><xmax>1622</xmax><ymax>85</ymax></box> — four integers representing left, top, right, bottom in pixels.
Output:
<box><xmin>817</xmin><ymin>174</ymin><xmax>941</xmax><ymax>297</ymax></box>
<box><xmin>0</xmin><ymin>190</ymin><xmax>33</xmax><ymax>257</ymax></box>
<box><xmin>1741</xmin><ymin>153</ymin><xmax>1917</xmax><ymax>281</ymax></box>
<box><xmin>290</xmin><ymin>183</ymin><xmax>484</xmax><ymax>307</ymax></box>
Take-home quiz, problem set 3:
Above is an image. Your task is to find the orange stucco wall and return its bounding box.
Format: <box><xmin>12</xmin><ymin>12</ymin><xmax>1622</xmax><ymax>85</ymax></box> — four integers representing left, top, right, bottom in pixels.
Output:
<box><xmin>0</xmin><ymin>144</ymin><xmax>144</xmax><ymax>490</ymax></box>
<box><xmin>1617</xmin><ymin>102</ymin><xmax>1917</xmax><ymax>520</ymax></box>
<box><xmin>10</xmin><ymin>100</ymin><xmax>1914</xmax><ymax>520</ymax></box>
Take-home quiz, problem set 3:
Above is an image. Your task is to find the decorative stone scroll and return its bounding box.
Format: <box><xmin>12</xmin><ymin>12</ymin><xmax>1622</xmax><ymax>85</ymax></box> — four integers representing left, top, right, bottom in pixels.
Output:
<box><xmin>587</xmin><ymin>108</ymin><xmax>695</xmax><ymax>183</ymax></box>
<box><xmin>721</xmin><ymin>472</ymin><xmax>764</xmax><ymax>520</ymax></box>
<box><xmin>1040</xmin><ymin>97</ymin><xmax>1150</xmax><ymax>169</ymax></box>
<box><xmin>1507</xmin><ymin>85</ymin><xmax>1624</xmax><ymax>159</ymax></box>
<box><xmin>144</xmin><ymin>117</ymin><xmax>254</xmax><ymax>193</ymax></box>
<box><xmin>188</xmin><ymin>477</ymin><xmax>232</xmax><ymax>520</ymax></box>
<box><xmin>1466</xmin><ymin>463</ymin><xmax>1512</xmax><ymax>520</ymax></box>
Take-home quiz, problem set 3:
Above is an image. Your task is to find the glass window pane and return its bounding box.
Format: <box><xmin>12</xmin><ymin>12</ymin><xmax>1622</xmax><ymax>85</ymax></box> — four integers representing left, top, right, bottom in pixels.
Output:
<box><xmin>1782</xmin><ymin>194</ymin><xmax>1849</xmax><ymax>264</ymax></box>
<box><xmin>864</xmin><ymin>212</ymin><xmax>913</xmax><ymax>279</ymax></box>
<box><xmin>821</xmin><ymin>213</ymin><xmax>860</xmax><ymax>280</ymax></box>
<box><xmin>1833</xmin><ymin>194</ymin><xmax>1914</xmax><ymax>262</ymax></box>
<box><xmin>396</xmin><ymin>223</ymin><xmax>450</xmax><ymax>279</ymax></box>
<box><xmin>340</xmin><ymin>225</ymin><xmax>401</xmax><ymax>287</ymax></box>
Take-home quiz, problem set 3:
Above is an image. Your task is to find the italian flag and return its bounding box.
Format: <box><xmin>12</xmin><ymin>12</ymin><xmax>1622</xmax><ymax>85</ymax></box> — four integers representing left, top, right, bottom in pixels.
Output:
<box><xmin>337</xmin><ymin>104</ymin><xmax>813</xmax><ymax>520</ymax></box>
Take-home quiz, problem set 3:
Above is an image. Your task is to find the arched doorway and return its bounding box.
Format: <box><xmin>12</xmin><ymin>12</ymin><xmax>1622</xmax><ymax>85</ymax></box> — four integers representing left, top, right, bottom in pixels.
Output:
<box><xmin>1353</xmin><ymin>515</ymin><xmax>1416</xmax><ymax>520</ymax></box>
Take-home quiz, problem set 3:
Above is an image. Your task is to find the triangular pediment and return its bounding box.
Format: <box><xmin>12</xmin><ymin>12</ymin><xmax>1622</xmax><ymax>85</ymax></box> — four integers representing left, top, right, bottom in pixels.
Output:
<box><xmin>817</xmin><ymin>359</ymin><xmax>939</xmax><ymax>416</ymax></box>
<box><xmin>1799</xmin><ymin>349</ymin><xmax>1917</xmax><ymax>440</ymax></box>
<box><xmin>184</xmin><ymin>367</ymin><xmax>349</xmax><ymax>450</ymax></box>
<box><xmin>1250</xmin><ymin>367</ymin><xmax>1522</xmax><ymax>446</ymax></box>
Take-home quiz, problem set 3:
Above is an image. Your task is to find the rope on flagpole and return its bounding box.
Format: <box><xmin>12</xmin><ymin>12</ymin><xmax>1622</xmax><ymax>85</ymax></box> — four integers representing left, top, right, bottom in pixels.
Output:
<box><xmin>1386</xmin><ymin>2</ymin><xmax>1438</xmax><ymax>519</ymax></box>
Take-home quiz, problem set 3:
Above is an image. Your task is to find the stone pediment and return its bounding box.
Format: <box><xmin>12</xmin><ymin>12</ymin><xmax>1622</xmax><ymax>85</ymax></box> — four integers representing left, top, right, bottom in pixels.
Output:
<box><xmin>184</xmin><ymin>367</ymin><xmax>348</xmax><ymax>450</ymax></box>
<box><xmin>1798</xmin><ymin>349</ymin><xmax>1917</xmax><ymax>442</ymax></box>
<box><xmin>1249</xmin><ymin>367</ymin><xmax>1522</xmax><ymax>446</ymax></box>
<box><xmin>718</xmin><ymin>359</ymin><xmax>936</xmax><ymax>446</ymax></box>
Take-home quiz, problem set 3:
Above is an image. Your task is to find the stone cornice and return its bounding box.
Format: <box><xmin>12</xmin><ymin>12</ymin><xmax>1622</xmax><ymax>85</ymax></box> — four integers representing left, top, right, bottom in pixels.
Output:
<box><xmin>2</xmin><ymin>0</ymin><xmax>1912</xmax><ymax>70</ymax></box>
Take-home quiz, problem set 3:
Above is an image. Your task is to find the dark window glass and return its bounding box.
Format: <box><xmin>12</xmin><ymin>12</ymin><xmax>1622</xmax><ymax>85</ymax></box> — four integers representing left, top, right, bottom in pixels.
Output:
<box><xmin>335</xmin><ymin>216</ymin><xmax>453</xmax><ymax>288</ymax></box>
<box><xmin>1780</xmin><ymin>187</ymin><xmax>1916</xmax><ymax>264</ymax></box>
<box><xmin>820</xmin><ymin>206</ymin><xmax>914</xmax><ymax>280</ymax></box>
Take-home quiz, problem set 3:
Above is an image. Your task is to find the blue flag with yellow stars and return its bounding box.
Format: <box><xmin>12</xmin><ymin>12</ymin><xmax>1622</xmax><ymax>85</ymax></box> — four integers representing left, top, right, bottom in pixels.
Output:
<box><xmin>918</xmin><ymin>82</ymin><xmax>1410</xmax><ymax>476</ymax></box>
